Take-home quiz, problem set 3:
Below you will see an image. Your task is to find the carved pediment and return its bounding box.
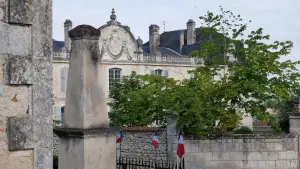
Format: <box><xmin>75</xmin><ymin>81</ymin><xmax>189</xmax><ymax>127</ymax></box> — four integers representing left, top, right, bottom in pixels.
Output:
<box><xmin>99</xmin><ymin>25</ymin><xmax>137</xmax><ymax>61</ymax></box>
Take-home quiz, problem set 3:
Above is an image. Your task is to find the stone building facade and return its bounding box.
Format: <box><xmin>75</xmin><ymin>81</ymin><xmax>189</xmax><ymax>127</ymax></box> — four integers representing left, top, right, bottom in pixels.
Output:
<box><xmin>0</xmin><ymin>0</ymin><xmax>53</xmax><ymax>169</ymax></box>
<box><xmin>52</xmin><ymin>9</ymin><xmax>252</xmax><ymax>128</ymax></box>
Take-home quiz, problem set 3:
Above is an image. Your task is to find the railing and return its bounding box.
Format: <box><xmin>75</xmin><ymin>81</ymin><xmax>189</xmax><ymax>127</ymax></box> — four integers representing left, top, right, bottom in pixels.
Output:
<box><xmin>117</xmin><ymin>157</ymin><xmax>184</xmax><ymax>169</ymax></box>
<box><xmin>53</xmin><ymin>52</ymin><xmax>70</xmax><ymax>60</ymax></box>
<box><xmin>142</xmin><ymin>54</ymin><xmax>194</xmax><ymax>65</ymax></box>
<box><xmin>53</xmin><ymin>52</ymin><xmax>195</xmax><ymax>64</ymax></box>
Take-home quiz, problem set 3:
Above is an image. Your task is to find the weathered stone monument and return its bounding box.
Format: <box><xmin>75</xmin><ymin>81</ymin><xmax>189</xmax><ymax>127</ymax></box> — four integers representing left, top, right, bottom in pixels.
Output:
<box><xmin>54</xmin><ymin>25</ymin><xmax>116</xmax><ymax>169</ymax></box>
<box><xmin>0</xmin><ymin>0</ymin><xmax>52</xmax><ymax>168</ymax></box>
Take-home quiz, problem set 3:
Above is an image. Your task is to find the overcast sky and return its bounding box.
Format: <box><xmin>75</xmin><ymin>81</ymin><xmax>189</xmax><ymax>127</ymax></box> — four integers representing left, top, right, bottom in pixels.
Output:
<box><xmin>53</xmin><ymin>0</ymin><xmax>299</xmax><ymax>61</ymax></box>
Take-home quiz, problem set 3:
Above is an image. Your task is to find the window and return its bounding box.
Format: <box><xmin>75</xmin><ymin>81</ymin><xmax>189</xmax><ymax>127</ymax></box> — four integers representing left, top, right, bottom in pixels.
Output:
<box><xmin>54</xmin><ymin>107</ymin><xmax>62</xmax><ymax>121</ymax></box>
<box><xmin>60</xmin><ymin>66</ymin><xmax>69</xmax><ymax>93</ymax></box>
<box><xmin>151</xmin><ymin>69</ymin><xmax>169</xmax><ymax>78</ymax></box>
<box><xmin>155</xmin><ymin>69</ymin><xmax>163</xmax><ymax>76</ymax></box>
<box><xmin>109</xmin><ymin>68</ymin><xmax>122</xmax><ymax>90</ymax></box>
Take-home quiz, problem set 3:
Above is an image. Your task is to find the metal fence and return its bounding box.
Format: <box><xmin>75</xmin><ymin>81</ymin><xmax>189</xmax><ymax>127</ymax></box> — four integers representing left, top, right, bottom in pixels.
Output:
<box><xmin>117</xmin><ymin>157</ymin><xmax>184</xmax><ymax>169</ymax></box>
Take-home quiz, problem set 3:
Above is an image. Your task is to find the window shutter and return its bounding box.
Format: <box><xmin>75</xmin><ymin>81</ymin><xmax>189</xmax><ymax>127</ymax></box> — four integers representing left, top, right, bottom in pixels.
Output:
<box><xmin>55</xmin><ymin>107</ymin><xmax>61</xmax><ymax>121</ymax></box>
<box><xmin>65</xmin><ymin>67</ymin><xmax>69</xmax><ymax>93</ymax></box>
<box><xmin>60</xmin><ymin>68</ymin><xmax>66</xmax><ymax>93</ymax></box>
<box><xmin>164</xmin><ymin>70</ymin><xmax>169</xmax><ymax>78</ymax></box>
<box><xmin>120</xmin><ymin>69</ymin><xmax>123</xmax><ymax>79</ymax></box>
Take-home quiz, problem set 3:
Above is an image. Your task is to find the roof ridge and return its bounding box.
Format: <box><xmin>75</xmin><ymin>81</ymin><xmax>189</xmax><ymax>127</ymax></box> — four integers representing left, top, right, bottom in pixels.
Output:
<box><xmin>161</xmin><ymin>27</ymin><xmax>201</xmax><ymax>34</ymax></box>
<box><xmin>163</xmin><ymin>47</ymin><xmax>182</xmax><ymax>56</ymax></box>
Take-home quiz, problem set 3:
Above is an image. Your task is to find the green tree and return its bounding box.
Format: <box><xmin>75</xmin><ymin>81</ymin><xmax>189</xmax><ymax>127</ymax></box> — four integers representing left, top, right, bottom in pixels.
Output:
<box><xmin>108</xmin><ymin>6</ymin><xmax>300</xmax><ymax>136</ymax></box>
<box><xmin>108</xmin><ymin>71</ymin><xmax>150</xmax><ymax>126</ymax></box>
<box><xmin>108</xmin><ymin>71</ymin><xmax>176</xmax><ymax>126</ymax></box>
<box><xmin>189</xmin><ymin>6</ymin><xmax>300</xmax><ymax>133</ymax></box>
<box><xmin>264</xmin><ymin>98</ymin><xmax>294</xmax><ymax>133</ymax></box>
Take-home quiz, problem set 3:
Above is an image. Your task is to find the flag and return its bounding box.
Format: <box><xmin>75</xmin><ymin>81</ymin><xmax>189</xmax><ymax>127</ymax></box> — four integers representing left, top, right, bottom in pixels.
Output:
<box><xmin>176</xmin><ymin>129</ymin><xmax>185</xmax><ymax>159</ymax></box>
<box><xmin>116</xmin><ymin>131</ymin><xmax>123</xmax><ymax>144</ymax></box>
<box><xmin>151</xmin><ymin>132</ymin><xmax>159</xmax><ymax>148</ymax></box>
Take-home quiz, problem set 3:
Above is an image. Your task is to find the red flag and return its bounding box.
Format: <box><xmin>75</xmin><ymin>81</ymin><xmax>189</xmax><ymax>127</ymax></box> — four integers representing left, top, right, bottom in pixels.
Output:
<box><xmin>177</xmin><ymin>129</ymin><xmax>185</xmax><ymax>159</ymax></box>
<box><xmin>152</xmin><ymin>134</ymin><xmax>159</xmax><ymax>148</ymax></box>
<box><xmin>116</xmin><ymin>131</ymin><xmax>123</xmax><ymax>144</ymax></box>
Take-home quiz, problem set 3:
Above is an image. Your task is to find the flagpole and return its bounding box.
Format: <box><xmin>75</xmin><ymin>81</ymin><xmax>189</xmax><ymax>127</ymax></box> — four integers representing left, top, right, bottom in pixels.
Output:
<box><xmin>119</xmin><ymin>138</ymin><xmax>122</xmax><ymax>159</ymax></box>
<box><xmin>180</xmin><ymin>158</ymin><xmax>182</xmax><ymax>169</ymax></box>
<box><xmin>154</xmin><ymin>147</ymin><xmax>156</xmax><ymax>169</ymax></box>
<box><xmin>177</xmin><ymin>156</ymin><xmax>179</xmax><ymax>169</ymax></box>
<box><xmin>154</xmin><ymin>131</ymin><xmax>157</xmax><ymax>169</ymax></box>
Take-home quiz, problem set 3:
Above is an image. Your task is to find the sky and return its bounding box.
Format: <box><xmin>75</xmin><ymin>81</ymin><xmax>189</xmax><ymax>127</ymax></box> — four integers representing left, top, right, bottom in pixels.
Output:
<box><xmin>53</xmin><ymin>0</ymin><xmax>300</xmax><ymax>61</ymax></box>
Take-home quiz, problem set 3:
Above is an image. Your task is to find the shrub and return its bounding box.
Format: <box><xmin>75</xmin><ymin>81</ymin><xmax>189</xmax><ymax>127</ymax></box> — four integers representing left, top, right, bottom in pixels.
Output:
<box><xmin>233</xmin><ymin>126</ymin><xmax>253</xmax><ymax>134</ymax></box>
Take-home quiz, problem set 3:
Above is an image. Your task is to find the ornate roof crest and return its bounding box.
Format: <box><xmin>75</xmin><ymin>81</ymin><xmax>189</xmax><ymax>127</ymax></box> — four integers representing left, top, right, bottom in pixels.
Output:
<box><xmin>107</xmin><ymin>8</ymin><xmax>121</xmax><ymax>25</ymax></box>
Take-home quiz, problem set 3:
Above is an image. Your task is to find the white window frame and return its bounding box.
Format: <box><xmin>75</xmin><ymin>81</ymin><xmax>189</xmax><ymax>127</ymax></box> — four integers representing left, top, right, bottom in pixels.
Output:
<box><xmin>109</xmin><ymin>68</ymin><xmax>122</xmax><ymax>90</ymax></box>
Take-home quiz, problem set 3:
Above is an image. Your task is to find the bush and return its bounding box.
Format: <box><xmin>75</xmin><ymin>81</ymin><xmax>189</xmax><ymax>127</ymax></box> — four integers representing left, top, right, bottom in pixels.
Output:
<box><xmin>233</xmin><ymin>126</ymin><xmax>253</xmax><ymax>134</ymax></box>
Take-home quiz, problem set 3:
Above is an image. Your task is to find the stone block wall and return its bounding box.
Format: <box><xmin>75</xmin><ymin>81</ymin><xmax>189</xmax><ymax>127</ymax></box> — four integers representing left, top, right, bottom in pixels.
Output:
<box><xmin>182</xmin><ymin>134</ymin><xmax>298</xmax><ymax>169</ymax></box>
<box><xmin>54</xmin><ymin>130</ymin><xmax>300</xmax><ymax>169</ymax></box>
<box><xmin>117</xmin><ymin>128</ymin><xmax>167</xmax><ymax>161</ymax></box>
<box><xmin>0</xmin><ymin>0</ymin><xmax>53</xmax><ymax>168</ymax></box>
<box><xmin>54</xmin><ymin>128</ymin><xmax>168</xmax><ymax>161</ymax></box>
<box><xmin>53</xmin><ymin>132</ymin><xmax>59</xmax><ymax>156</ymax></box>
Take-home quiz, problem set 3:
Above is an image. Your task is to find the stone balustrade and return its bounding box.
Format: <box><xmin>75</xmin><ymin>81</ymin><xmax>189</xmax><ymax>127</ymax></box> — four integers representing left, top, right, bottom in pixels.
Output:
<box><xmin>142</xmin><ymin>54</ymin><xmax>194</xmax><ymax>64</ymax></box>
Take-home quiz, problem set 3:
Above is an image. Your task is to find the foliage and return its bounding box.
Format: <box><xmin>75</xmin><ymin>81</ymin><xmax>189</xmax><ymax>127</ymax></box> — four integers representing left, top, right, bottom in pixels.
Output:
<box><xmin>108</xmin><ymin>6</ymin><xmax>300</xmax><ymax>137</ymax></box>
<box><xmin>53</xmin><ymin>120</ymin><xmax>63</xmax><ymax>126</ymax></box>
<box><xmin>189</xmin><ymin>6</ymin><xmax>300</xmax><ymax>133</ymax></box>
<box><xmin>108</xmin><ymin>71</ymin><xmax>176</xmax><ymax>126</ymax></box>
<box><xmin>264</xmin><ymin>98</ymin><xmax>293</xmax><ymax>133</ymax></box>
<box><xmin>233</xmin><ymin>126</ymin><xmax>253</xmax><ymax>134</ymax></box>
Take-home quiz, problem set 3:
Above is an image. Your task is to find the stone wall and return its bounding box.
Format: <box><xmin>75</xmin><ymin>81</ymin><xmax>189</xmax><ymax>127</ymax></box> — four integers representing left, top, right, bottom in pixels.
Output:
<box><xmin>182</xmin><ymin>134</ymin><xmax>298</xmax><ymax>169</ymax></box>
<box><xmin>53</xmin><ymin>128</ymin><xmax>168</xmax><ymax>161</ymax></box>
<box><xmin>53</xmin><ymin>132</ymin><xmax>59</xmax><ymax>156</ymax></box>
<box><xmin>117</xmin><ymin>128</ymin><xmax>168</xmax><ymax>161</ymax></box>
<box><xmin>54</xmin><ymin>130</ymin><xmax>300</xmax><ymax>169</ymax></box>
<box><xmin>0</xmin><ymin>0</ymin><xmax>53</xmax><ymax>168</ymax></box>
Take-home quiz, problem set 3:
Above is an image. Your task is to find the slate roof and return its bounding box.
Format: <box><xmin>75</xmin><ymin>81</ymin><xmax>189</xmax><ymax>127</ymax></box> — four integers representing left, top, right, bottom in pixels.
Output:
<box><xmin>142</xmin><ymin>27</ymin><xmax>223</xmax><ymax>56</ymax></box>
<box><xmin>53</xmin><ymin>39</ymin><xmax>64</xmax><ymax>52</ymax></box>
<box><xmin>142</xmin><ymin>46</ymin><xmax>182</xmax><ymax>56</ymax></box>
<box><xmin>142</xmin><ymin>27</ymin><xmax>245</xmax><ymax>64</ymax></box>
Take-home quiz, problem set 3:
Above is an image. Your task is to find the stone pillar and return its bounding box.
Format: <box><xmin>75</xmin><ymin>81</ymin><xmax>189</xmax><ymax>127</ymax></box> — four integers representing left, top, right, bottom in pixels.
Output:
<box><xmin>187</xmin><ymin>19</ymin><xmax>195</xmax><ymax>45</ymax></box>
<box><xmin>166</xmin><ymin>118</ymin><xmax>177</xmax><ymax>161</ymax></box>
<box><xmin>149</xmin><ymin>24</ymin><xmax>160</xmax><ymax>55</ymax></box>
<box><xmin>64</xmin><ymin>19</ymin><xmax>72</xmax><ymax>51</ymax></box>
<box><xmin>289</xmin><ymin>96</ymin><xmax>300</xmax><ymax>134</ymax></box>
<box><xmin>55</xmin><ymin>25</ymin><xmax>116</xmax><ymax>169</ymax></box>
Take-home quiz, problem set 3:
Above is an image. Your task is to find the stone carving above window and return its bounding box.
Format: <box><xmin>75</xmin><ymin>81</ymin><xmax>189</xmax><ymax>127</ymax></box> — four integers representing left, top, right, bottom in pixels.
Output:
<box><xmin>99</xmin><ymin>25</ymin><xmax>137</xmax><ymax>61</ymax></box>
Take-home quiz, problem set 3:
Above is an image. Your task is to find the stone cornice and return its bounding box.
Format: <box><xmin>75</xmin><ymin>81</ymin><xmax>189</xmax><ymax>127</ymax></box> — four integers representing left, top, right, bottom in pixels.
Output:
<box><xmin>69</xmin><ymin>25</ymin><xmax>100</xmax><ymax>40</ymax></box>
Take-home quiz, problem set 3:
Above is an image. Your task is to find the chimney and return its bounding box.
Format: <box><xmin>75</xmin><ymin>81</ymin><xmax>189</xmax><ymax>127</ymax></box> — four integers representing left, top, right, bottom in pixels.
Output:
<box><xmin>187</xmin><ymin>19</ymin><xmax>195</xmax><ymax>45</ymax></box>
<box><xmin>149</xmin><ymin>24</ymin><xmax>160</xmax><ymax>55</ymax></box>
<box><xmin>179</xmin><ymin>30</ymin><xmax>184</xmax><ymax>53</ymax></box>
<box><xmin>136</xmin><ymin>37</ymin><xmax>144</xmax><ymax>62</ymax></box>
<box><xmin>64</xmin><ymin>19</ymin><xmax>72</xmax><ymax>51</ymax></box>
